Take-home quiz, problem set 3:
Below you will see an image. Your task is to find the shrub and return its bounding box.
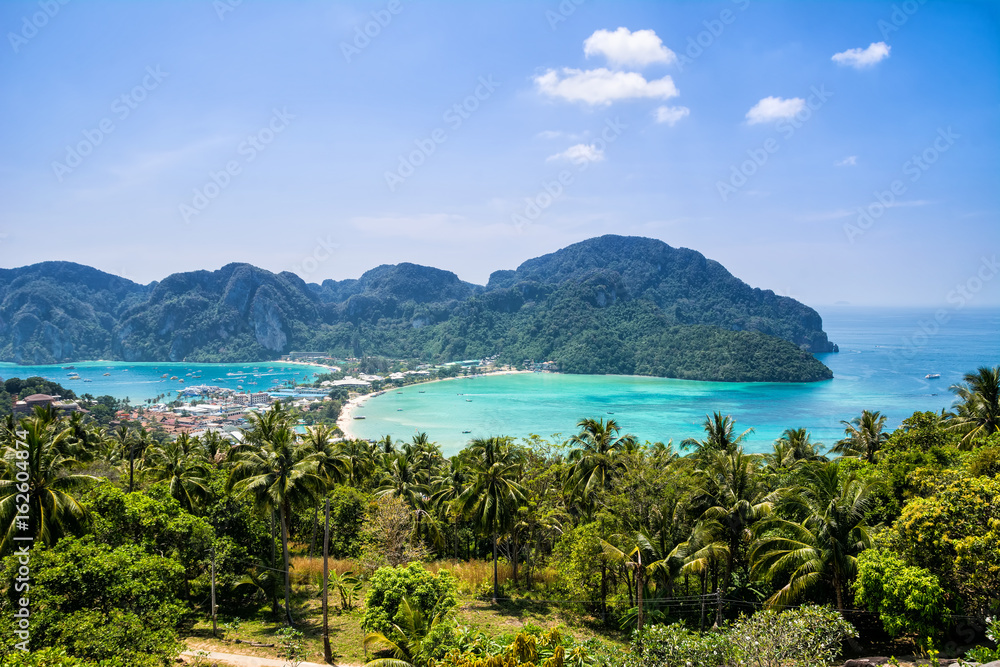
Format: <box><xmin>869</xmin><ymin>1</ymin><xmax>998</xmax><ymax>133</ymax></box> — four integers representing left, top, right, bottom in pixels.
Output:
<box><xmin>623</xmin><ymin>622</ymin><xmax>731</xmax><ymax>667</ymax></box>
<box><xmin>362</xmin><ymin>562</ymin><xmax>459</xmax><ymax>635</ymax></box>
<box><xmin>853</xmin><ymin>549</ymin><xmax>949</xmax><ymax>638</ymax></box>
<box><xmin>727</xmin><ymin>605</ymin><xmax>857</xmax><ymax>667</ymax></box>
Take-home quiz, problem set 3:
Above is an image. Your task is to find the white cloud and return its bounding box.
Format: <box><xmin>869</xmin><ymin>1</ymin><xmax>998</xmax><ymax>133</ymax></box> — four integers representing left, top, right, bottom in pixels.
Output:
<box><xmin>745</xmin><ymin>96</ymin><xmax>806</xmax><ymax>124</ymax></box>
<box><xmin>583</xmin><ymin>27</ymin><xmax>676</xmax><ymax>68</ymax></box>
<box><xmin>835</xmin><ymin>155</ymin><xmax>858</xmax><ymax>167</ymax></box>
<box><xmin>535</xmin><ymin>67</ymin><xmax>679</xmax><ymax>106</ymax></box>
<box><xmin>547</xmin><ymin>143</ymin><xmax>605</xmax><ymax>164</ymax></box>
<box><xmin>536</xmin><ymin>130</ymin><xmax>563</xmax><ymax>140</ymax></box>
<box><xmin>654</xmin><ymin>105</ymin><xmax>690</xmax><ymax>126</ymax></box>
<box><xmin>832</xmin><ymin>42</ymin><xmax>891</xmax><ymax>68</ymax></box>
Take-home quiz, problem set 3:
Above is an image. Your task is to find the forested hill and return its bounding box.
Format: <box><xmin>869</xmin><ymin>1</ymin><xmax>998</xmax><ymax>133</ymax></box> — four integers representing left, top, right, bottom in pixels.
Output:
<box><xmin>0</xmin><ymin>236</ymin><xmax>836</xmax><ymax>382</ymax></box>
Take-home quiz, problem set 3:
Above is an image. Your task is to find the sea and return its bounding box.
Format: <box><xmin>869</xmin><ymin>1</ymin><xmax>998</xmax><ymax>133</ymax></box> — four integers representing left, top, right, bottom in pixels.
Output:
<box><xmin>0</xmin><ymin>307</ymin><xmax>995</xmax><ymax>456</ymax></box>
<box><xmin>0</xmin><ymin>361</ymin><xmax>329</xmax><ymax>404</ymax></box>
<box><xmin>344</xmin><ymin>306</ymin><xmax>999</xmax><ymax>455</ymax></box>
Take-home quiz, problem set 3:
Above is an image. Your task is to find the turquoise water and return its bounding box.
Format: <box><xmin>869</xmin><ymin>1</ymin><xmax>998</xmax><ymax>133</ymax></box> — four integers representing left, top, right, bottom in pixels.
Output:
<box><xmin>0</xmin><ymin>361</ymin><xmax>329</xmax><ymax>403</ymax></box>
<box><xmin>347</xmin><ymin>307</ymin><xmax>999</xmax><ymax>455</ymax></box>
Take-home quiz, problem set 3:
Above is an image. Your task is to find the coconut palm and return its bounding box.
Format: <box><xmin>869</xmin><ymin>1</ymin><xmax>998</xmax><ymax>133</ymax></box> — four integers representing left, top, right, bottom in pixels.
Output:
<box><xmin>363</xmin><ymin>595</ymin><xmax>452</xmax><ymax>667</ymax></box>
<box><xmin>832</xmin><ymin>410</ymin><xmax>888</xmax><ymax>463</ymax></box>
<box><xmin>0</xmin><ymin>411</ymin><xmax>97</xmax><ymax>554</ymax></box>
<box><xmin>682</xmin><ymin>412</ymin><xmax>754</xmax><ymax>457</ymax></box>
<box><xmin>751</xmin><ymin>462</ymin><xmax>875</xmax><ymax>610</ymax></box>
<box><xmin>563</xmin><ymin>418</ymin><xmax>636</xmax><ymax>504</ymax></box>
<box><xmin>144</xmin><ymin>439</ymin><xmax>212</xmax><ymax>513</ymax></box>
<box><xmin>302</xmin><ymin>425</ymin><xmax>349</xmax><ymax>556</ymax></box>
<box><xmin>689</xmin><ymin>448</ymin><xmax>779</xmax><ymax>620</ymax></box>
<box><xmin>456</xmin><ymin>436</ymin><xmax>526</xmax><ymax>603</ymax></box>
<box><xmin>947</xmin><ymin>365</ymin><xmax>1000</xmax><ymax>447</ymax></box>
<box><xmin>227</xmin><ymin>408</ymin><xmax>322</xmax><ymax>625</ymax></box>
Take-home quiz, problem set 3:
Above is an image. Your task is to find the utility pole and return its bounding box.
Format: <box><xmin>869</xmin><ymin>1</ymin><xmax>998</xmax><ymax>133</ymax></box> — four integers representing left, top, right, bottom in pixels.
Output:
<box><xmin>211</xmin><ymin>546</ymin><xmax>218</xmax><ymax>637</ymax></box>
<box><xmin>322</xmin><ymin>498</ymin><xmax>332</xmax><ymax>664</ymax></box>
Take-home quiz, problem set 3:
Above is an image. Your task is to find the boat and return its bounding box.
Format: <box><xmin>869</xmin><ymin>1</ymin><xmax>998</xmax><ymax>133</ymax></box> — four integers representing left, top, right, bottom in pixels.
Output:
<box><xmin>66</xmin><ymin>372</ymin><xmax>77</xmax><ymax>376</ymax></box>
<box><xmin>103</xmin><ymin>373</ymin><xmax>111</xmax><ymax>376</ymax></box>
<box><xmin>62</xmin><ymin>366</ymin><xmax>75</xmax><ymax>370</ymax></box>
<box><xmin>83</xmin><ymin>379</ymin><xmax>92</xmax><ymax>382</ymax></box>
<box><xmin>925</xmin><ymin>373</ymin><xmax>941</xmax><ymax>379</ymax></box>
<box><xmin>353</xmin><ymin>416</ymin><xmax>366</xmax><ymax>420</ymax></box>
<box><xmin>161</xmin><ymin>374</ymin><xmax>169</xmax><ymax>378</ymax></box>
<box><xmin>397</xmin><ymin>409</ymin><xmax>403</xmax><ymax>411</ymax></box>
<box><xmin>419</xmin><ymin>391</ymin><xmax>425</xmax><ymax>394</ymax></box>
<box><xmin>170</xmin><ymin>376</ymin><xmax>178</xmax><ymax>380</ymax></box>
<box><xmin>462</xmin><ymin>430</ymin><xmax>471</xmax><ymax>434</ymax></box>
<box><xmin>465</xmin><ymin>399</ymin><xmax>472</xmax><ymax>402</ymax></box>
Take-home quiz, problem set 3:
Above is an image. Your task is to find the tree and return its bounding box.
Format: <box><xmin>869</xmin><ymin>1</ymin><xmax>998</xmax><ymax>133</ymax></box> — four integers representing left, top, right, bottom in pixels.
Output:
<box><xmin>456</xmin><ymin>436</ymin><xmax>526</xmax><ymax>602</ymax></box>
<box><xmin>853</xmin><ymin>549</ymin><xmax>949</xmax><ymax>640</ymax></box>
<box><xmin>832</xmin><ymin>410</ymin><xmax>888</xmax><ymax>463</ymax></box>
<box><xmin>227</xmin><ymin>407</ymin><xmax>322</xmax><ymax>625</ymax></box>
<box><xmin>690</xmin><ymin>448</ymin><xmax>777</xmax><ymax>620</ymax></box>
<box><xmin>947</xmin><ymin>365</ymin><xmax>1000</xmax><ymax>447</ymax></box>
<box><xmin>143</xmin><ymin>439</ymin><xmax>212</xmax><ymax>513</ymax></box>
<box><xmin>682</xmin><ymin>413</ymin><xmax>754</xmax><ymax>457</ymax></box>
<box><xmin>0</xmin><ymin>411</ymin><xmax>96</xmax><ymax>554</ymax></box>
<box><xmin>752</xmin><ymin>462</ymin><xmax>875</xmax><ymax>610</ymax></box>
<box><xmin>563</xmin><ymin>418</ymin><xmax>636</xmax><ymax>507</ymax></box>
<box><xmin>363</xmin><ymin>595</ymin><xmax>454</xmax><ymax>667</ymax></box>
<box><xmin>361</xmin><ymin>562</ymin><xmax>458</xmax><ymax>636</ymax></box>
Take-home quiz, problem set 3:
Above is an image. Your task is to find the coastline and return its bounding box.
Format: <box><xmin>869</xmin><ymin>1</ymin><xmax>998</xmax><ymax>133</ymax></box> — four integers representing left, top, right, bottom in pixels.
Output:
<box><xmin>336</xmin><ymin>368</ymin><xmax>533</xmax><ymax>440</ymax></box>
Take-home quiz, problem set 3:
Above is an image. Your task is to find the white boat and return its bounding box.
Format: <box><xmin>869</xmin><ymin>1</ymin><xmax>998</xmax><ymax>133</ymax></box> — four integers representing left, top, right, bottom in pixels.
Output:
<box><xmin>353</xmin><ymin>415</ymin><xmax>366</xmax><ymax>420</ymax></box>
<box><xmin>925</xmin><ymin>373</ymin><xmax>941</xmax><ymax>379</ymax></box>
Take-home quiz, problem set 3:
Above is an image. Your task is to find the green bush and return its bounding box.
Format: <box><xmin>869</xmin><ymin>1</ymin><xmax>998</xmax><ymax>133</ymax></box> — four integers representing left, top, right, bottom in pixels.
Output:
<box><xmin>727</xmin><ymin>605</ymin><xmax>857</xmax><ymax>667</ymax></box>
<box><xmin>361</xmin><ymin>562</ymin><xmax>458</xmax><ymax>635</ymax></box>
<box><xmin>623</xmin><ymin>622</ymin><xmax>731</xmax><ymax>667</ymax></box>
<box><xmin>853</xmin><ymin>549</ymin><xmax>949</xmax><ymax>638</ymax></box>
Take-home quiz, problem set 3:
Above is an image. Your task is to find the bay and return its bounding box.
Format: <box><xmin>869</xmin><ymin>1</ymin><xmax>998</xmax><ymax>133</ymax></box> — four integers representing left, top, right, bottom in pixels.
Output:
<box><xmin>0</xmin><ymin>360</ymin><xmax>329</xmax><ymax>403</ymax></box>
<box><xmin>346</xmin><ymin>306</ymin><xmax>1000</xmax><ymax>455</ymax></box>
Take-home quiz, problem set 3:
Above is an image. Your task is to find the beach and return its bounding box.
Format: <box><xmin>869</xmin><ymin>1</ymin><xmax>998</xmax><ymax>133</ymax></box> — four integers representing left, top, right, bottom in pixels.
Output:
<box><xmin>336</xmin><ymin>368</ymin><xmax>532</xmax><ymax>439</ymax></box>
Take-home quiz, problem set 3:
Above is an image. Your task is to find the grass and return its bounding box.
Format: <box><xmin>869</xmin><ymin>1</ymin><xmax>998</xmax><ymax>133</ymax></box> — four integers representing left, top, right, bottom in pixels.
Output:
<box><xmin>182</xmin><ymin>558</ymin><xmax>625</xmax><ymax>666</ymax></box>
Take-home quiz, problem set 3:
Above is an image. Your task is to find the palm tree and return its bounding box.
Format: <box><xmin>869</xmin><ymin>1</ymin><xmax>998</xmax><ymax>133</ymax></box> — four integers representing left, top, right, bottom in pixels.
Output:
<box><xmin>144</xmin><ymin>439</ymin><xmax>212</xmax><ymax>513</ymax></box>
<box><xmin>302</xmin><ymin>425</ymin><xmax>349</xmax><ymax>556</ymax></box>
<box><xmin>339</xmin><ymin>439</ymin><xmax>376</xmax><ymax>486</ymax></box>
<box><xmin>563</xmin><ymin>418</ymin><xmax>636</xmax><ymax>505</ymax></box>
<box><xmin>456</xmin><ymin>436</ymin><xmax>526</xmax><ymax>603</ymax></box>
<box><xmin>682</xmin><ymin>413</ymin><xmax>754</xmax><ymax>457</ymax></box>
<box><xmin>947</xmin><ymin>365</ymin><xmax>1000</xmax><ymax>447</ymax></box>
<box><xmin>832</xmin><ymin>410</ymin><xmax>888</xmax><ymax>463</ymax></box>
<box><xmin>776</xmin><ymin>428</ymin><xmax>825</xmax><ymax>461</ymax></box>
<box><xmin>0</xmin><ymin>411</ymin><xmax>97</xmax><ymax>554</ymax></box>
<box><xmin>690</xmin><ymin>448</ymin><xmax>778</xmax><ymax>622</ymax></box>
<box><xmin>227</xmin><ymin>408</ymin><xmax>322</xmax><ymax>625</ymax></box>
<box><xmin>751</xmin><ymin>462</ymin><xmax>875</xmax><ymax>611</ymax></box>
<box><xmin>363</xmin><ymin>595</ymin><xmax>452</xmax><ymax>667</ymax></box>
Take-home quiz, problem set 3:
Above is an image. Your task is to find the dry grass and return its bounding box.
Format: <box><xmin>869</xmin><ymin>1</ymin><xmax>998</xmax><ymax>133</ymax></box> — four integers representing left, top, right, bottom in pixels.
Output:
<box><xmin>289</xmin><ymin>556</ymin><xmax>358</xmax><ymax>585</ymax></box>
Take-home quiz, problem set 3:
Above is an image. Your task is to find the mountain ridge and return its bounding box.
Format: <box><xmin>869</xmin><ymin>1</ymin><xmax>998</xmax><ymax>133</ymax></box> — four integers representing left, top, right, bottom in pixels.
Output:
<box><xmin>0</xmin><ymin>236</ymin><xmax>836</xmax><ymax>382</ymax></box>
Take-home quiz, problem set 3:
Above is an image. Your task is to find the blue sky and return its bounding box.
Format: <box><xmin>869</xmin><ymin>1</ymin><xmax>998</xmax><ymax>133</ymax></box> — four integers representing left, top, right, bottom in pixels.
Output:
<box><xmin>1</xmin><ymin>0</ymin><xmax>997</xmax><ymax>307</ymax></box>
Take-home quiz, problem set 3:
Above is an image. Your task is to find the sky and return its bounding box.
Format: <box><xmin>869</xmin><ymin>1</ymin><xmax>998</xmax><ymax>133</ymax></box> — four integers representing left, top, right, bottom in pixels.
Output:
<box><xmin>1</xmin><ymin>0</ymin><xmax>998</xmax><ymax>308</ymax></box>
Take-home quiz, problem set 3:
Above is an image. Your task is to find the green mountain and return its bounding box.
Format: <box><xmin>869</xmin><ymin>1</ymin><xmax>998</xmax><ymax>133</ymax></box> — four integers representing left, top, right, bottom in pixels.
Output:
<box><xmin>0</xmin><ymin>236</ymin><xmax>836</xmax><ymax>382</ymax></box>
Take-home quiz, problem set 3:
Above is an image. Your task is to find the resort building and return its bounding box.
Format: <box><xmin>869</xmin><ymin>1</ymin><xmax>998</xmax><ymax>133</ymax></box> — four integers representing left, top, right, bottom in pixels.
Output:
<box><xmin>12</xmin><ymin>393</ymin><xmax>87</xmax><ymax>416</ymax></box>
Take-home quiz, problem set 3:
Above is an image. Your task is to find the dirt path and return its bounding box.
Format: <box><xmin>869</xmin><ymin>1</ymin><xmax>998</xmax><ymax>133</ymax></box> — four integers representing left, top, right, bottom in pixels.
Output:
<box><xmin>181</xmin><ymin>649</ymin><xmax>363</xmax><ymax>667</ymax></box>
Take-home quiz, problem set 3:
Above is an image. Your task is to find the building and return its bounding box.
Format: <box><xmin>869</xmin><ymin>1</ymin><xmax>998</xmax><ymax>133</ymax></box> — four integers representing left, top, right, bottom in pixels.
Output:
<box><xmin>12</xmin><ymin>394</ymin><xmax>87</xmax><ymax>417</ymax></box>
